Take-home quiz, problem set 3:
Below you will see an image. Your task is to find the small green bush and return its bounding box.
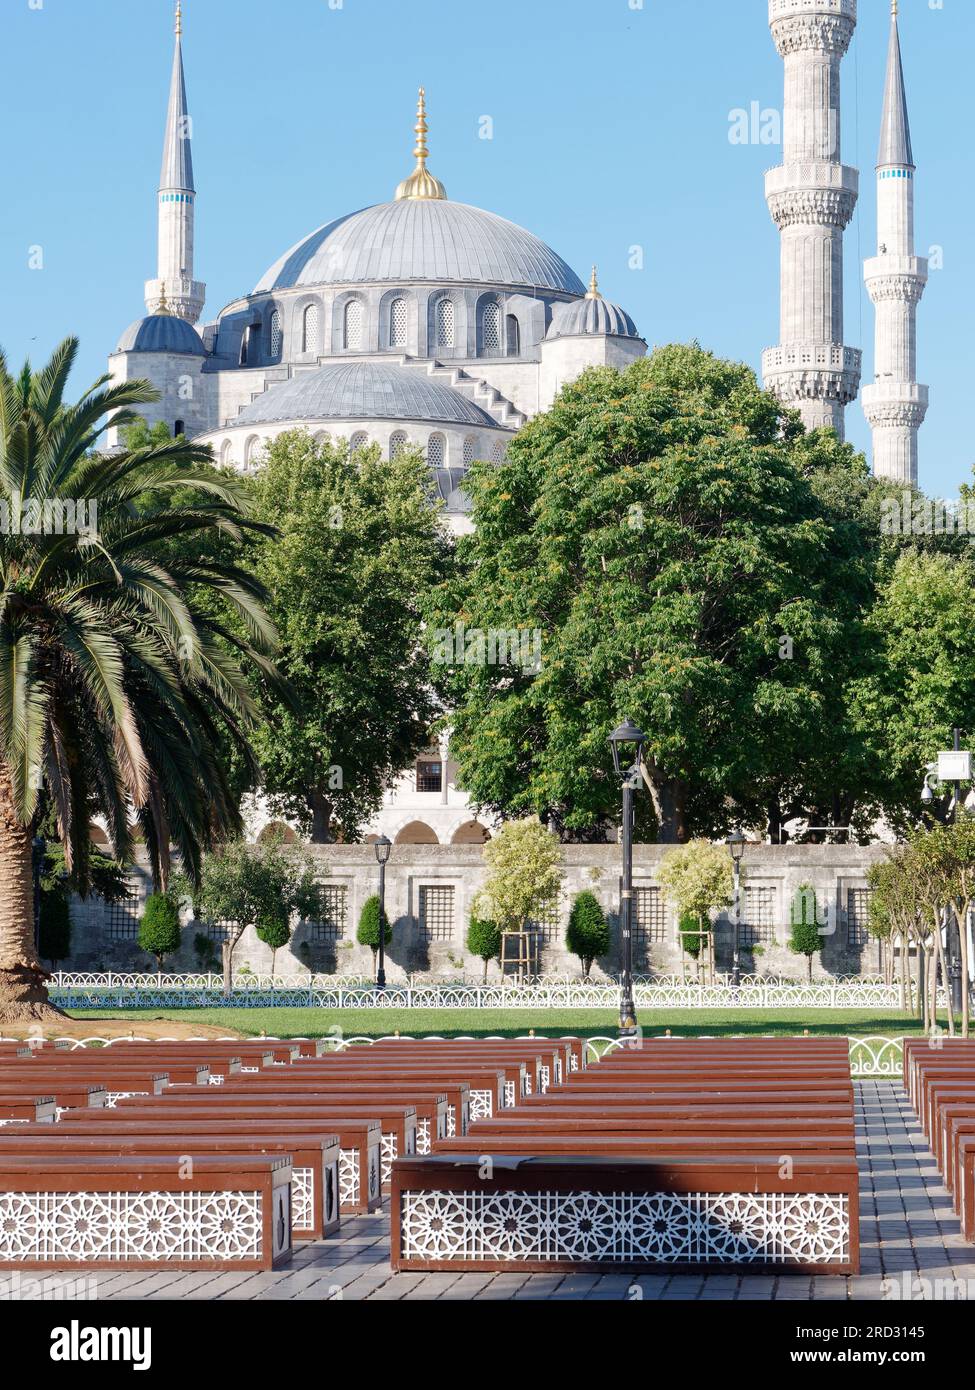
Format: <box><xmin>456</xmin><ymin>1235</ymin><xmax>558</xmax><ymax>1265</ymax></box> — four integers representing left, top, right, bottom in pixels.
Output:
<box><xmin>466</xmin><ymin>916</ymin><xmax>501</xmax><ymax>981</ymax></box>
<box><xmin>138</xmin><ymin>893</ymin><xmax>182</xmax><ymax>971</ymax></box>
<box><xmin>357</xmin><ymin>894</ymin><xmax>392</xmax><ymax>960</ymax></box>
<box><xmin>565</xmin><ymin>891</ymin><xmax>610</xmax><ymax>978</ymax></box>
<box><xmin>789</xmin><ymin>884</ymin><xmax>822</xmax><ymax>980</ymax></box>
<box><xmin>679</xmin><ymin>910</ymin><xmax>705</xmax><ymax>959</ymax></box>
<box><xmin>255</xmin><ymin>902</ymin><xmax>291</xmax><ymax>972</ymax></box>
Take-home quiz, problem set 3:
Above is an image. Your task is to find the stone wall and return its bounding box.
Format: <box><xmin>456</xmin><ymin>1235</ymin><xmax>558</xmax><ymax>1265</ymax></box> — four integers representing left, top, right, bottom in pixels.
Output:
<box><xmin>62</xmin><ymin>842</ymin><xmax>889</xmax><ymax>981</ymax></box>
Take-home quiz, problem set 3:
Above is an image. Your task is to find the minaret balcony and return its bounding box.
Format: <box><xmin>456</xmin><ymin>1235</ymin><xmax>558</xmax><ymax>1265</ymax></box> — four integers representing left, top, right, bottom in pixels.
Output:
<box><xmin>762</xmin><ymin>343</ymin><xmax>862</xmax><ymax>406</ymax></box>
<box><xmin>864</xmin><ymin>256</ymin><xmax>928</xmax><ymax>300</ymax></box>
<box><xmin>862</xmin><ymin>381</ymin><xmax>928</xmax><ymax>410</ymax></box>
<box><xmin>765</xmin><ymin>164</ymin><xmax>859</xmax><ymax>229</ymax></box>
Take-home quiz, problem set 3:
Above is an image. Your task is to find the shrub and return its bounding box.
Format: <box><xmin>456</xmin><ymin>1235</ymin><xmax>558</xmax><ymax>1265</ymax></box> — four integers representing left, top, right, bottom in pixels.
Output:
<box><xmin>357</xmin><ymin>894</ymin><xmax>392</xmax><ymax>961</ymax></box>
<box><xmin>565</xmin><ymin>891</ymin><xmax>610</xmax><ymax>978</ymax></box>
<box><xmin>138</xmin><ymin>893</ymin><xmax>182</xmax><ymax>971</ymax></box>
<box><xmin>39</xmin><ymin>889</ymin><xmax>72</xmax><ymax>969</ymax></box>
<box><xmin>789</xmin><ymin>883</ymin><xmax>822</xmax><ymax>980</ymax></box>
<box><xmin>466</xmin><ymin>916</ymin><xmax>501</xmax><ymax>982</ymax></box>
<box><xmin>679</xmin><ymin>910</ymin><xmax>705</xmax><ymax>959</ymax></box>
<box><xmin>255</xmin><ymin>902</ymin><xmax>291</xmax><ymax>973</ymax></box>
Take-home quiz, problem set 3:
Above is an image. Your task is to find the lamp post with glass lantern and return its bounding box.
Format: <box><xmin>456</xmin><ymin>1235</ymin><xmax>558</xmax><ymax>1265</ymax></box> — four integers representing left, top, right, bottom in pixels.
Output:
<box><xmin>608</xmin><ymin>718</ymin><xmax>646</xmax><ymax>1036</ymax></box>
<box><xmin>727</xmin><ymin>831</ymin><xmax>746</xmax><ymax>990</ymax></box>
<box><xmin>373</xmin><ymin>835</ymin><xmax>392</xmax><ymax>990</ymax></box>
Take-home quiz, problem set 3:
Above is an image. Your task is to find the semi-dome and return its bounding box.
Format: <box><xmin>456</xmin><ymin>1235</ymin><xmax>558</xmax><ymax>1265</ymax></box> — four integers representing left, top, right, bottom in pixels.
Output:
<box><xmin>115</xmin><ymin>313</ymin><xmax>206</xmax><ymax>356</ymax></box>
<box><xmin>235</xmin><ymin>361</ymin><xmax>501</xmax><ymax>429</ymax></box>
<box><xmin>546</xmin><ymin>293</ymin><xmax>640</xmax><ymax>342</ymax></box>
<box><xmin>254</xmin><ymin>199</ymin><xmax>586</xmax><ymax>297</ymax></box>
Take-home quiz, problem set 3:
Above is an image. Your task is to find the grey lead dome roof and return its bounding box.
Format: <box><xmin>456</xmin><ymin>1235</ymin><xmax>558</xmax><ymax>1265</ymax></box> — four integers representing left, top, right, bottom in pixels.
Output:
<box><xmin>546</xmin><ymin>297</ymin><xmax>641</xmax><ymax>341</ymax></box>
<box><xmin>115</xmin><ymin>314</ymin><xmax>206</xmax><ymax>355</ymax></box>
<box><xmin>254</xmin><ymin>199</ymin><xmax>586</xmax><ymax>296</ymax></box>
<box><xmin>235</xmin><ymin>362</ymin><xmax>501</xmax><ymax>429</ymax></box>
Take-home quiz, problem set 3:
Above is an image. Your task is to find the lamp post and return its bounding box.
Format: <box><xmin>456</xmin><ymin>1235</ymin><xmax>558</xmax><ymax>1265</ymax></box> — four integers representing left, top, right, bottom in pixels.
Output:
<box><xmin>373</xmin><ymin>835</ymin><xmax>392</xmax><ymax>990</ymax></box>
<box><xmin>609</xmin><ymin>718</ymin><xmax>646</xmax><ymax>1036</ymax></box>
<box><xmin>31</xmin><ymin>834</ymin><xmax>46</xmax><ymax>958</ymax></box>
<box><xmin>727</xmin><ymin>831</ymin><xmax>746</xmax><ymax>990</ymax></box>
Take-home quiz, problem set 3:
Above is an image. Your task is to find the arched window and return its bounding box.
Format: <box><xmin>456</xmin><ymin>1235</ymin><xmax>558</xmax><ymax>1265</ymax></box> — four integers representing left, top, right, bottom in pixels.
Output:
<box><xmin>244</xmin><ymin>435</ymin><xmax>261</xmax><ymax>469</ymax></box>
<box><xmin>506</xmin><ymin>314</ymin><xmax>520</xmax><ymax>356</ymax></box>
<box><xmin>463</xmin><ymin>436</ymin><xmax>477</xmax><ymax>466</ymax></box>
<box><xmin>302</xmin><ymin>303</ymin><xmax>320</xmax><ymax>354</ymax></box>
<box><xmin>349</xmin><ymin>431</ymin><xmax>369</xmax><ymax>454</ymax></box>
<box><xmin>268</xmin><ymin>309</ymin><xmax>282</xmax><ymax>360</ymax></box>
<box><xmin>220</xmin><ymin>440</ymin><xmax>233</xmax><ymax>467</ymax></box>
<box><xmin>491</xmin><ymin>439</ymin><xmax>507</xmax><ymax>463</ymax></box>
<box><xmin>390</xmin><ymin>298</ymin><xmax>408</xmax><ymax>348</ymax></box>
<box><xmin>427</xmin><ymin>433</ymin><xmax>446</xmax><ymax>468</ymax></box>
<box><xmin>239</xmin><ymin>326</ymin><xmax>253</xmax><ymax>366</ymax></box>
<box><xmin>344</xmin><ymin>300</ymin><xmax>364</xmax><ymax>350</ymax></box>
<box><xmin>173</xmin><ymin>419</ymin><xmax>184</xmax><ymax>438</ymax></box>
<box><xmin>435</xmin><ymin>298</ymin><xmax>455</xmax><ymax>349</ymax></box>
<box><xmin>482</xmin><ymin>301</ymin><xmax>502</xmax><ymax>355</ymax></box>
<box><xmin>389</xmin><ymin>431</ymin><xmax>408</xmax><ymax>460</ymax></box>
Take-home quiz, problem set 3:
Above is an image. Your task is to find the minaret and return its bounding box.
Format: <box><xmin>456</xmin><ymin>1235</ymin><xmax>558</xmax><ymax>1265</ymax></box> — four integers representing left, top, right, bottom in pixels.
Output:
<box><xmin>145</xmin><ymin>2</ymin><xmax>205</xmax><ymax>323</ymax></box>
<box><xmin>762</xmin><ymin>0</ymin><xmax>861</xmax><ymax>438</ymax></box>
<box><xmin>861</xmin><ymin>2</ymin><xmax>927</xmax><ymax>485</ymax></box>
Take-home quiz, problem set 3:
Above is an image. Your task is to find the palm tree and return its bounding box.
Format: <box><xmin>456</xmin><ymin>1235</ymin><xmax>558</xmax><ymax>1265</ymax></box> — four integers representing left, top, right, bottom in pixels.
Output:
<box><xmin>0</xmin><ymin>339</ymin><xmax>280</xmax><ymax>1019</ymax></box>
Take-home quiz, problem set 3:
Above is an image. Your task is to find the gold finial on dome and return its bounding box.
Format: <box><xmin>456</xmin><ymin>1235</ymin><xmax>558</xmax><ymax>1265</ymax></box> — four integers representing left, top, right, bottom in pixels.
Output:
<box><xmin>175</xmin><ymin>1</ymin><xmax>182</xmax><ymax>37</ymax></box>
<box><xmin>157</xmin><ymin>285</ymin><xmax>171</xmax><ymax>316</ymax></box>
<box><xmin>891</xmin><ymin>0</ymin><xmax>898</xmax><ymax>15</ymax></box>
<box><xmin>586</xmin><ymin>266</ymin><xmax>602</xmax><ymax>300</ymax></box>
<box><xmin>395</xmin><ymin>88</ymin><xmax>447</xmax><ymax>201</ymax></box>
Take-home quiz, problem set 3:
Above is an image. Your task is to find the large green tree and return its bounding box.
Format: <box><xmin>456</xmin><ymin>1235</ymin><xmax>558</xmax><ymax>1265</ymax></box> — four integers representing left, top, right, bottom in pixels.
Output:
<box><xmin>247</xmin><ymin>431</ymin><xmax>449</xmax><ymax>841</ymax></box>
<box><xmin>0</xmin><ymin>339</ymin><xmax>279</xmax><ymax>1019</ymax></box>
<box><xmin>427</xmin><ymin>346</ymin><xmax>876</xmax><ymax>841</ymax></box>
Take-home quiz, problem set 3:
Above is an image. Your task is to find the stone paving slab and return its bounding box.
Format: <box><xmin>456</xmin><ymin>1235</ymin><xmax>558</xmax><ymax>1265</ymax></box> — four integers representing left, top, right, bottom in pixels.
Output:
<box><xmin>19</xmin><ymin>1080</ymin><xmax>975</xmax><ymax>1302</ymax></box>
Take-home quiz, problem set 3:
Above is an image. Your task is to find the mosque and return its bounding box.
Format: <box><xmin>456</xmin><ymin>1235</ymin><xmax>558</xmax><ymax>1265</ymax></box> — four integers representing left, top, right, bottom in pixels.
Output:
<box><xmin>106</xmin><ymin>0</ymin><xmax>926</xmax><ymax>848</ymax></box>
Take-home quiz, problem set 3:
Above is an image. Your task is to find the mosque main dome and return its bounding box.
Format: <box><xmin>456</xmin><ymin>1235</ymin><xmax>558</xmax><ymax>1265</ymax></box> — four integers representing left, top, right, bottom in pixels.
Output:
<box><xmin>254</xmin><ymin>198</ymin><xmax>587</xmax><ymax>298</ymax></box>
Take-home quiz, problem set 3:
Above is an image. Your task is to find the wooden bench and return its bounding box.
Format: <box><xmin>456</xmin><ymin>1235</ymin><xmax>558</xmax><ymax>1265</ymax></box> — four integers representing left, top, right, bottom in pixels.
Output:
<box><xmin>97</xmin><ymin>1101</ymin><xmax>384</xmax><ymax>1213</ymax></box>
<box><xmin>0</xmin><ymin>1154</ymin><xmax>293</xmax><ymax>1271</ymax></box>
<box><xmin>107</xmin><ymin>1040</ymin><xmax>294</xmax><ymax>1070</ymax></box>
<box><xmin>0</xmin><ymin>1127</ymin><xmax>341</xmax><ymax>1241</ymax></box>
<box><xmin>391</xmin><ymin>1153</ymin><xmax>859</xmax><ymax>1274</ymax></box>
<box><xmin>0</xmin><ymin>1082</ymin><xmax>107</xmax><ymax>1113</ymax></box>
<box><xmin>957</xmin><ymin>1137</ymin><xmax>975</xmax><ymax>1241</ymax></box>
<box><xmin>0</xmin><ymin>1095</ymin><xmax>56</xmax><ymax>1125</ymax></box>
<box><xmin>289</xmin><ymin>1061</ymin><xmax>510</xmax><ymax>1121</ymax></box>
<box><xmin>369</xmin><ymin>1041</ymin><xmax>571</xmax><ymax>1094</ymax></box>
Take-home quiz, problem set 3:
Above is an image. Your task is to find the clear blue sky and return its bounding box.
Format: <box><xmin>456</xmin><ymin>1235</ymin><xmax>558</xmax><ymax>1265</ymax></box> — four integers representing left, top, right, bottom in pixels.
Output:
<box><xmin>3</xmin><ymin>0</ymin><xmax>972</xmax><ymax>496</ymax></box>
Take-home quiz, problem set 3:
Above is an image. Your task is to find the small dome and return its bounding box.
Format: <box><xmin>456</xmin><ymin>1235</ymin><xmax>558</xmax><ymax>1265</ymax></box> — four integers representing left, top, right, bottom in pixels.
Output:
<box><xmin>115</xmin><ymin>314</ymin><xmax>206</xmax><ymax>356</ymax></box>
<box><xmin>235</xmin><ymin>361</ymin><xmax>501</xmax><ymax>429</ymax></box>
<box><xmin>254</xmin><ymin>200</ymin><xmax>585</xmax><ymax>296</ymax></box>
<box><xmin>546</xmin><ymin>296</ymin><xmax>641</xmax><ymax>341</ymax></box>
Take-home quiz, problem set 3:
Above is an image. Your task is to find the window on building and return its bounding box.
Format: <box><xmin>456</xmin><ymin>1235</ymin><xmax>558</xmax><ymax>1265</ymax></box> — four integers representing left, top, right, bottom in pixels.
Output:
<box><xmin>491</xmin><ymin>439</ymin><xmax>507</xmax><ymax>462</ymax></box>
<box><xmin>344</xmin><ymin>299</ymin><xmax>364</xmax><ymax>351</ymax></box>
<box><xmin>105</xmin><ymin>891</ymin><xmax>140</xmax><ymax>942</ymax></box>
<box><xmin>740</xmin><ymin>886</ymin><xmax>777</xmax><ymax>947</ymax></box>
<box><xmin>220</xmin><ymin>440</ymin><xmax>233</xmax><ymax>467</ymax></box>
<box><xmin>435</xmin><ymin>298</ymin><xmax>455</xmax><ymax>349</ymax></box>
<box><xmin>244</xmin><ymin>436</ymin><xmax>260</xmax><ymax>468</ymax></box>
<box><xmin>173</xmin><ymin>420</ymin><xmax>184</xmax><ymax>438</ymax></box>
<box><xmin>415</xmin><ymin>759</ymin><xmax>443</xmax><ymax>793</ymax></box>
<box><xmin>268</xmin><ymin>309</ymin><xmax>282</xmax><ymax>360</ymax></box>
<box><xmin>528</xmin><ymin>899</ymin><xmax>561</xmax><ymax>945</ymax></box>
<box><xmin>462</xmin><ymin>436</ymin><xmax>477</xmax><ymax>466</ymax></box>
<box><xmin>390</xmin><ymin>298</ymin><xmax>408</xmax><ymax>348</ymax></box>
<box><xmin>349</xmin><ymin>431</ymin><xmax>369</xmax><ymax>454</ymax></box>
<box><xmin>204</xmin><ymin>919</ymin><xmax>237</xmax><ymax>943</ymax></box>
<box><xmin>307</xmin><ymin>885</ymin><xmax>348</xmax><ymax>942</ymax></box>
<box><xmin>389</xmin><ymin>431</ymin><xmax>408</xmax><ymax>460</ymax></box>
<box><xmin>846</xmin><ymin>888</ymin><xmax>873</xmax><ymax>947</ymax></box>
<box><xmin>426</xmin><ymin>433</ymin><xmax>446</xmax><ymax>468</ymax></box>
<box><xmin>506</xmin><ymin>314</ymin><xmax>520</xmax><ymax>356</ymax></box>
<box><xmin>419</xmin><ymin>886</ymin><xmax>454</xmax><ymax>942</ymax></box>
<box><xmin>482</xmin><ymin>301</ymin><xmax>502</xmax><ymax>355</ymax></box>
<box><xmin>302</xmin><ymin>303</ymin><xmax>321</xmax><ymax>355</ymax></box>
<box><xmin>633</xmin><ymin>886</ymin><xmax>668</xmax><ymax>945</ymax></box>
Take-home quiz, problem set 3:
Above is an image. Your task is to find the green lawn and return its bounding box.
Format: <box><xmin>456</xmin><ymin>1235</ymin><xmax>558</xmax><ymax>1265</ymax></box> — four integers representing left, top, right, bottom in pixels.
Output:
<box><xmin>66</xmin><ymin>1007</ymin><xmax>927</xmax><ymax>1041</ymax></box>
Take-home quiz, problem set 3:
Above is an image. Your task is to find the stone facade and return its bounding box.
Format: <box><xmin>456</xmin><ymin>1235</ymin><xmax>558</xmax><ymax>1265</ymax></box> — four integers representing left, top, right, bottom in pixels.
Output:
<box><xmin>62</xmin><ymin>843</ymin><xmax>889</xmax><ymax>981</ymax></box>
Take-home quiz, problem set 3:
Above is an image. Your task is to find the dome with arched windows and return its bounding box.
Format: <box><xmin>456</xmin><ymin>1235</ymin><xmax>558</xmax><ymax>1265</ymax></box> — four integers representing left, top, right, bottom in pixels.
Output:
<box><xmin>255</xmin><ymin>199</ymin><xmax>586</xmax><ymax>297</ymax></box>
<box><xmin>235</xmin><ymin>362</ymin><xmax>499</xmax><ymax>429</ymax></box>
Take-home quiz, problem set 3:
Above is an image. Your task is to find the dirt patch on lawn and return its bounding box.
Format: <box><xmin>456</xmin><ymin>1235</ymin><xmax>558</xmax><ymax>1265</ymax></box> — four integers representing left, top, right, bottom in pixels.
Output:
<box><xmin>0</xmin><ymin>1017</ymin><xmax>249</xmax><ymax>1042</ymax></box>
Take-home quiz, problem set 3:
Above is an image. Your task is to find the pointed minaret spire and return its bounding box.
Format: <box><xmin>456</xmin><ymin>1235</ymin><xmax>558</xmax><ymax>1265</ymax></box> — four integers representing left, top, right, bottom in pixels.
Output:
<box><xmin>862</xmin><ymin>3</ymin><xmax>928</xmax><ymax>484</ymax></box>
<box><xmin>145</xmin><ymin>1</ymin><xmax>205</xmax><ymax>323</ymax></box>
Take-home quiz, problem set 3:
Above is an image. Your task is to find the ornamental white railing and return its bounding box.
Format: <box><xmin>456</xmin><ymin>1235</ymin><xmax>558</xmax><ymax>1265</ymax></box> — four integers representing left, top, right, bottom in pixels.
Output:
<box><xmin>47</xmin><ymin>972</ymin><xmax>943</xmax><ymax>1011</ymax></box>
<box><xmin>1</xmin><ymin>1031</ymin><xmax>909</xmax><ymax>1078</ymax></box>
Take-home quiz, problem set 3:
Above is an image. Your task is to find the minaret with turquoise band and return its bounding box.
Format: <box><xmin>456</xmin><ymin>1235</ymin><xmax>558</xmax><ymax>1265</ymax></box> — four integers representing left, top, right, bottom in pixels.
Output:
<box><xmin>862</xmin><ymin>1</ymin><xmax>927</xmax><ymax>484</ymax></box>
<box><xmin>145</xmin><ymin>2</ymin><xmax>205</xmax><ymax>324</ymax></box>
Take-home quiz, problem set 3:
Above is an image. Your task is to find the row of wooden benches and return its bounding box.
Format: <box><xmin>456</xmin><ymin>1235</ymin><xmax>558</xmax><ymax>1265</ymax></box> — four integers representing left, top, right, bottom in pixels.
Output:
<box><xmin>903</xmin><ymin>1038</ymin><xmax>975</xmax><ymax>1242</ymax></box>
<box><xmin>391</xmin><ymin>1038</ymin><xmax>861</xmax><ymax>1274</ymax></box>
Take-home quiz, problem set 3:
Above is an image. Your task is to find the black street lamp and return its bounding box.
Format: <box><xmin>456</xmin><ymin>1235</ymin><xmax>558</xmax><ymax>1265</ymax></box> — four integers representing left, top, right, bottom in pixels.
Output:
<box><xmin>31</xmin><ymin>834</ymin><xmax>46</xmax><ymax>958</ymax></box>
<box><xmin>727</xmin><ymin>831</ymin><xmax>746</xmax><ymax>989</ymax></box>
<box><xmin>608</xmin><ymin>718</ymin><xmax>646</xmax><ymax>1036</ymax></box>
<box><xmin>373</xmin><ymin>835</ymin><xmax>392</xmax><ymax>990</ymax></box>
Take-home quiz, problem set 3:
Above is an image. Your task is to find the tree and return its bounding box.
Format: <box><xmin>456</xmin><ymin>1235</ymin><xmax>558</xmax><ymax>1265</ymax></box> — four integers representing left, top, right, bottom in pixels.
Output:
<box><xmin>474</xmin><ymin>818</ymin><xmax>562</xmax><ymax>937</ymax></box>
<box><xmin>185</xmin><ymin>835</ymin><xmax>327</xmax><ymax>989</ymax></box>
<box><xmin>247</xmin><ymin>430</ymin><xmax>449</xmax><ymax>841</ymax></box>
<box><xmin>679</xmin><ymin>910</ymin><xmax>705</xmax><ymax>962</ymax></box>
<box><xmin>357</xmin><ymin>894</ymin><xmax>392</xmax><ymax>966</ymax></box>
<box><xmin>658</xmin><ymin>839</ymin><xmax>733</xmax><ymax>974</ymax></box>
<box><xmin>138</xmin><ymin>893</ymin><xmax>182</xmax><ymax>972</ymax></box>
<box><xmin>788</xmin><ymin>884</ymin><xmax>821</xmax><ymax>981</ymax></box>
<box><xmin>565</xmin><ymin>891</ymin><xmax>609</xmax><ymax>978</ymax></box>
<box><xmin>426</xmin><ymin>346</ymin><xmax>877</xmax><ymax>843</ymax></box>
<box><xmin>0</xmin><ymin>338</ymin><xmax>280</xmax><ymax>1020</ymax></box>
<box><xmin>38</xmin><ymin>890</ymin><xmax>71</xmax><ymax>970</ymax></box>
<box><xmin>466</xmin><ymin>915</ymin><xmax>501</xmax><ymax>982</ymax></box>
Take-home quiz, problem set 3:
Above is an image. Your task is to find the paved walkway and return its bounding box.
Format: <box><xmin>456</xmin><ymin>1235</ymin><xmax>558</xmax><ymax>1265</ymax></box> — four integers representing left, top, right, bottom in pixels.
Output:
<box><xmin>45</xmin><ymin>1082</ymin><xmax>975</xmax><ymax>1301</ymax></box>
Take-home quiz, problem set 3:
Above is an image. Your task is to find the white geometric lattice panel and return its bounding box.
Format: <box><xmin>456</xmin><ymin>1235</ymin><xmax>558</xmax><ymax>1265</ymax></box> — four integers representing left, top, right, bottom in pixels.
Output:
<box><xmin>416</xmin><ymin>1119</ymin><xmax>431</xmax><ymax>1155</ymax></box>
<box><xmin>291</xmin><ymin>1168</ymin><xmax>314</xmax><ymax>1231</ymax></box>
<box><xmin>399</xmin><ymin>1190</ymin><xmax>850</xmax><ymax>1266</ymax></box>
<box><xmin>470</xmin><ymin>1089</ymin><xmax>494</xmax><ymax>1120</ymax></box>
<box><xmin>339</xmin><ymin>1150</ymin><xmax>359</xmax><ymax>1207</ymax></box>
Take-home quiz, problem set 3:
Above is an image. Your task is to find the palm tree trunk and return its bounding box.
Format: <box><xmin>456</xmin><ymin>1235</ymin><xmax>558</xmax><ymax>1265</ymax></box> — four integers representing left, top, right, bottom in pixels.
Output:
<box><xmin>0</xmin><ymin>760</ymin><xmax>58</xmax><ymax>1021</ymax></box>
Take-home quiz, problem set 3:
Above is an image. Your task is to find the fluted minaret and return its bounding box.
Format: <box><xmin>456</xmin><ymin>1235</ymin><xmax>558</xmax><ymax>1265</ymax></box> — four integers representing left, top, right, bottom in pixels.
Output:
<box><xmin>861</xmin><ymin>3</ymin><xmax>927</xmax><ymax>485</ymax></box>
<box><xmin>762</xmin><ymin>0</ymin><xmax>861</xmax><ymax>438</ymax></box>
<box><xmin>145</xmin><ymin>3</ymin><xmax>205</xmax><ymax>324</ymax></box>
